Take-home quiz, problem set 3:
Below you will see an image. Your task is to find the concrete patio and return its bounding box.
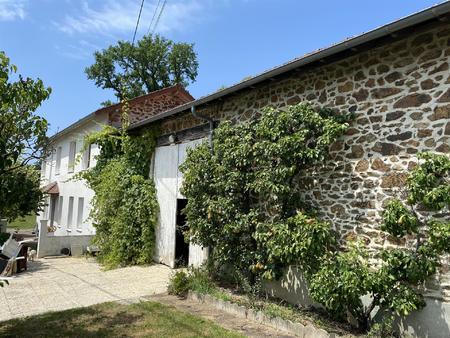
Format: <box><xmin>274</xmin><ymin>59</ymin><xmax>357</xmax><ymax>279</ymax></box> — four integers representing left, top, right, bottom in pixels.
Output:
<box><xmin>0</xmin><ymin>257</ymin><xmax>171</xmax><ymax>321</ymax></box>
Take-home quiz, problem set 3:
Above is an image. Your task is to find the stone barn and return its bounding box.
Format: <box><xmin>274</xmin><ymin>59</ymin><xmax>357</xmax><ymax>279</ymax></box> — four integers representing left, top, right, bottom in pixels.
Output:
<box><xmin>131</xmin><ymin>3</ymin><xmax>450</xmax><ymax>337</ymax></box>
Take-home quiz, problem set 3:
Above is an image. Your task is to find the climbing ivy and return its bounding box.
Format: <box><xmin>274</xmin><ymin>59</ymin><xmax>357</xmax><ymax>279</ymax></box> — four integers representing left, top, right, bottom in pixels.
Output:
<box><xmin>77</xmin><ymin>101</ymin><xmax>159</xmax><ymax>268</ymax></box>
<box><xmin>181</xmin><ymin>102</ymin><xmax>450</xmax><ymax>332</ymax></box>
<box><xmin>180</xmin><ymin>102</ymin><xmax>350</xmax><ymax>280</ymax></box>
<box><xmin>300</xmin><ymin>153</ymin><xmax>450</xmax><ymax>330</ymax></box>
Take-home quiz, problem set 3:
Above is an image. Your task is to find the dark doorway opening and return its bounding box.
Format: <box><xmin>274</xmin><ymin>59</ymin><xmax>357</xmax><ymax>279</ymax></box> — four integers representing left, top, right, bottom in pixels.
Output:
<box><xmin>175</xmin><ymin>199</ymin><xmax>189</xmax><ymax>267</ymax></box>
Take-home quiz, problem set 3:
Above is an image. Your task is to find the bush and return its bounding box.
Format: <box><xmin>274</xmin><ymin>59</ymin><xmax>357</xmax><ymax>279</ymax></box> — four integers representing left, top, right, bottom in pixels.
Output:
<box><xmin>309</xmin><ymin>242</ymin><xmax>371</xmax><ymax>326</ymax></box>
<box><xmin>180</xmin><ymin>102</ymin><xmax>350</xmax><ymax>280</ymax></box>
<box><xmin>77</xmin><ymin>105</ymin><xmax>159</xmax><ymax>268</ymax></box>
<box><xmin>180</xmin><ymin>99</ymin><xmax>450</xmax><ymax>332</ymax></box>
<box><xmin>168</xmin><ymin>270</ymin><xmax>191</xmax><ymax>297</ymax></box>
<box><xmin>367</xmin><ymin>316</ymin><xmax>396</xmax><ymax>338</ymax></box>
<box><xmin>90</xmin><ymin>159</ymin><xmax>157</xmax><ymax>268</ymax></box>
<box><xmin>168</xmin><ymin>267</ymin><xmax>216</xmax><ymax>298</ymax></box>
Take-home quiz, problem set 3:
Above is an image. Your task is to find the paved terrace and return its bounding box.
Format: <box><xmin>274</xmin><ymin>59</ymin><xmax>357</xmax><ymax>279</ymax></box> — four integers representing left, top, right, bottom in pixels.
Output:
<box><xmin>0</xmin><ymin>257</ymin><xmax>171</xmax><ymax>321</ymax></box>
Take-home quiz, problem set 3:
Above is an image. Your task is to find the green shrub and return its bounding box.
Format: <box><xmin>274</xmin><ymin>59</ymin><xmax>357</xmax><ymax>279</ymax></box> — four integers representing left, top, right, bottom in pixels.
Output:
<box><xmin>180</xmin><ymin>102</ymin><xmax>350</xmax><ymax>281</ymax></box>
<box><xmin>168</xmin><ymin>267</ymin><xmax>216</xmax><ymax>298</ymax></box>
<box><xmin>168</xmin><ymin>270</ymin><xmax>191</xmax><ymax>297</ymax></box>
<box><xmin>367</xmin><ymin>316</ymin><xmax>395</xmax><ymax>338</ymax></box>
<box><xmin>180</xmin><ymin>98</ymin><xmax>450</xmax><ymax>332</ymax></box>
<box><xmin>188</xmin><ymin>267</ymin><xmax>216</xmax><ymax>294</ymax></box>
<box><xmin>76</xmin><ymin>103</ymin><xmax>159</xmax><ymax>268</ymax></box>
<box><xmin>309</xmin><ymin>242</ymin><xmax>371</xmax><ymax>326</ymax></box>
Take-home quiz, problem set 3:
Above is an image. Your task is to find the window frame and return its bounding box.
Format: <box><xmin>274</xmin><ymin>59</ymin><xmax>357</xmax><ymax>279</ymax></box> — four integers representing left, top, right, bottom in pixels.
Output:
<box><xmin>76</xmin><ymin>197</ymin><xmax>84</xmax><ymax>228</ymax></box>
<box><xmin>55</xmin><ymin>146</ymin><xmax>62</xmax><ymax>175</ymax></box>
<box><xmin>68</xmin><ymin>141</ymin><xmax>76</xmax><ymax>173</ymax></box>
<box><xmin>67</xmin><ymin>196</ymin><xmax>74</xmax><ymax>228</ymax></box>
<box><xmin>82</xmin><ymin>143</ymin><xmax>91</xmax><ymax>170</ymax></box>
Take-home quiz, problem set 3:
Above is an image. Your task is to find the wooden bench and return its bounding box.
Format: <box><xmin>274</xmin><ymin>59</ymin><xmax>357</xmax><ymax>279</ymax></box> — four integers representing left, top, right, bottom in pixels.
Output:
<box><xmin>0</xmin><ymin>238</ymin><xmax>27</xmax><ymax>276</ymax></box>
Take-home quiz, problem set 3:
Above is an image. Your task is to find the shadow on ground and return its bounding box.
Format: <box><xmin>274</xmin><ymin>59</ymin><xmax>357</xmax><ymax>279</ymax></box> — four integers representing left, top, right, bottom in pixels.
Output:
<box><xmin>0</xmin><ymin>301</ymin><xmax>243</xmax><ymax>338</ymax></box>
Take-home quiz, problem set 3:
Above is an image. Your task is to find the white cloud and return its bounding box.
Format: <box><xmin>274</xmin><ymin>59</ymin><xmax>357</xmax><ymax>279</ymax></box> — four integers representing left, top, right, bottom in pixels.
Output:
<box><xmin>58</xmin><ymin>0</ymin><xmax>205</xmax><ymax>36</ymax></box>
<box><xmin>0</xmin><ymin>0</ymin><xmax>27</xmax><ymax>21</ymax></box>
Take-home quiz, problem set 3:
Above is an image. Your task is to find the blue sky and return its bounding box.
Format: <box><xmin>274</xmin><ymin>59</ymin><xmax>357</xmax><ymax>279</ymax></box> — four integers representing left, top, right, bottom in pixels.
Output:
<box><xmin>0</xmin><ymin>0</ymin><xmax>444</xmax><ymax>135</ymax></box>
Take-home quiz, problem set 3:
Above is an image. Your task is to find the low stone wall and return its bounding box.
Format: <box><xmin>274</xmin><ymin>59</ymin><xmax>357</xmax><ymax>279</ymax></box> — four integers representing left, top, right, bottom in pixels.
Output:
<box><xmin>37</xmin><ymin>220</ymin><xmax>92</xmax><ymax>257</ymax></box>
<box><xmin>188</xmin><ymin>291</ymin><xmax>334</xmax><ymax>338</ymax></box>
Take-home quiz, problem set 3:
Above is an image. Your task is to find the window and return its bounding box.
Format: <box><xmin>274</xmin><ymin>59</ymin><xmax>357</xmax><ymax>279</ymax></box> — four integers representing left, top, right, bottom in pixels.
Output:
<box><xmin>56</xmin><ymin>196</ymin><xmax>63</xmax><ymax>225</ymax></box>
<box><xmin>50</xmin><ymin>196</ymin><xmax>57</xmax><ymax>226</ymax></box>
<box><xmin>41</xmin><ymin>160</ymin><xmax>46</xmax><ymax>178</ymax></box>
<box><xmin>67</xmin><ymin>197</ymin><xmax>74</xmax><ymax>228</ymax></box>
<box><xmin>82</xmin><ymin>143</ymin><xmax>91</xmax><ymax>169</ymax></box>
<box><xmin>77</xmin><ymin>197</ymin><xmax>84</xmax><ymax>228</ymax></box>
<box><xmin>68</xmin><ymin>141</ymin><xmax>76</xmax><ymax>173</ymax></box>
<box><xmin>55</xmin><ymin>146</ymin><xmax>62</xmax><ymax>175</ymax></box>
<box><xmin>43</xmin><ymin>197</ymin><xmax>49</xmax><ymax>219</ymax></box>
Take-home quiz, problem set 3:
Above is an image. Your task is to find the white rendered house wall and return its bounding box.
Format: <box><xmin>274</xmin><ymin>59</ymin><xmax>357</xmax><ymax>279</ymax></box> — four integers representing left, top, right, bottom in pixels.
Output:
<box><xmin>37</xmin><ymin>115</ymin><xmax>107</xmax><ymax>238</ymax></box>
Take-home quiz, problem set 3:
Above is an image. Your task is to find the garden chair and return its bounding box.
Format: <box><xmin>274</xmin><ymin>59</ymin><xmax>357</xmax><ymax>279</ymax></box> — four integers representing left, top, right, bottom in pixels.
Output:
<box><xmin>0</xmin><ymin>238</ymin><xmax>27</xmax><ymax>276</ymax></box>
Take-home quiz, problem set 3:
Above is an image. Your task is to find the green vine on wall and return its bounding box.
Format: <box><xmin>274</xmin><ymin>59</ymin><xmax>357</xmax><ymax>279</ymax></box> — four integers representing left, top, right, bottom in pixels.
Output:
<box><xmin>77</xmin><ymin>101</ymin><xmax>159</xmax><ymax>268</ymax></box>
<box><xmin>180</xmin><ymin>102</ymin><xmax>450</xmax><ymax>331</ymax></box>
<box><xmin>181</xmin><ymin>102</ymin><xmax>350</xmax><ymax>279</ymax></box>
<box><xmin>310</xmin><ymin>153</ymin><xmax>450</xmax><ymax>329</ymax></box>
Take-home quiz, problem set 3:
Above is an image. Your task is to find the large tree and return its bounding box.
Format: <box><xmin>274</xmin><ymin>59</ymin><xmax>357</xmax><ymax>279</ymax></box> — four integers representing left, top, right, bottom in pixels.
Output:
<box><xmin>85</xmin><ymin>34</ymin><xmax>198</xmax><ymax>102</ymax></box>
<box><xmin>0</xmin><ymin>51</ymin><xmax>51</xmax><ymax>220</ymax></box>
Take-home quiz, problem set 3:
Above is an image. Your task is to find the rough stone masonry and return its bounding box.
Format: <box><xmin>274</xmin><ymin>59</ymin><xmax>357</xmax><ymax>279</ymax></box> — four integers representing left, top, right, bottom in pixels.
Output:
<box><xmin>157</xmin><ymin>20</ymin><xmax>450</xmax><ymax>301</ymax></box>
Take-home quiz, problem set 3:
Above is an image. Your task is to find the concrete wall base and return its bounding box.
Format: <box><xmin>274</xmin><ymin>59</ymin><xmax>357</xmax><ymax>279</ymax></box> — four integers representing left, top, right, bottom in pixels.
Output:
<box><xmin>37</xmin><ymin>220</ymin><xmax>93</xmax><ymax>257</ymax></box>
<box><xmin>265</xmin><ymin>265</ymin><xmax>450</xmax><ymax>338</ymax></box>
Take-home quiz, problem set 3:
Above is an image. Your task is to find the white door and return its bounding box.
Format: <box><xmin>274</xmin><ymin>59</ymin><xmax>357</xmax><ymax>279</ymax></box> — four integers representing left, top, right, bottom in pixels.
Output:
<box><xmin>153</xmin><ymin>145</ymin><xmax>178</xmax><ymax>267</ymax></box>
<box><xmin>153</xmin><ymin>139</ymin><xmax>209</xmax><ymax>268</ymax></box>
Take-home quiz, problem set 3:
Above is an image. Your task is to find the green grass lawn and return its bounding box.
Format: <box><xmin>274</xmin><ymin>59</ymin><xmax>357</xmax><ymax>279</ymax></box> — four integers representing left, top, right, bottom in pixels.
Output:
<box><xmin>0</xmin><ymin>301</ymin><xmax>244</xmax><ymax>338</ymax></box>
<box><xmin>8</xmin><ymin>213</ymin><xmax>36</xmax><ymax>231</ymax></box>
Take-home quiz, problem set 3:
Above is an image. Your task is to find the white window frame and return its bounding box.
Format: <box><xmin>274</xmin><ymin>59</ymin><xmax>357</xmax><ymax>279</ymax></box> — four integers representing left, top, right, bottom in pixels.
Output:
<box><xmin>41</xmin><ymin>160</ymin><xmax>46</xmax><ymax>179</ymax></box>
<box><xmin>57</xmin><ymin>196</ymin><xmax>63</xmax><ymax>225</ymax></box>
<box><xmin>55</xmin><ymin>146</ymin><xmax>62</xmax><ymax>175</ymax></box>
<box><xmin>77</xmin><ymin>197</ymin><xmax>84</xmax><ymax>228</ymax></box>
<box><xmin>82</xmin><ymin>143</ymin><xmax>91</xmax><ymax>170</ymax></box>
<box><xmin>68</xmin><ymin>141</ymin><xmax>76</xmax><ymax>173</ymax></box>
<box><xmin>67</xmin><ymin>196</ymin><xmax>74</xmax><ymax>228</ymax></box>
<box><xmin>43</xmin><ymin>197</ymin><xmax>50</xmax><ymax>220</ymax></box>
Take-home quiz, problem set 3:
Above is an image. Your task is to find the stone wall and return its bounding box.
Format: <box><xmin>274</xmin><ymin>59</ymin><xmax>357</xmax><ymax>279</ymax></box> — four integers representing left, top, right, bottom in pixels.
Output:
<box><xmin>158</xmin><ymin>20</ymin><xmax>450</xmax><ymax>303</ymax></box>
<box><xmin>107</xmin><ymin>84</ymin><xmax>193</xmax><ymax>126</ymax></box>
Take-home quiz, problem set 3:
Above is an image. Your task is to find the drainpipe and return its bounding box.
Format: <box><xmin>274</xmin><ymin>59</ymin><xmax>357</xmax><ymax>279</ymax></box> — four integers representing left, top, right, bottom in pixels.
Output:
<box><xmin>191</xmin><ymin>106</ymin><xmax>214</xmax><ymax>153</ymax></box>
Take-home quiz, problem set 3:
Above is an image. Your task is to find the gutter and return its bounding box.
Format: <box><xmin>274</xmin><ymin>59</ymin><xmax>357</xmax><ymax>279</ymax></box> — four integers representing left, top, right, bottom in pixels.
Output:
<box><xmin>129</xmin><ymin>1</ymin><xmax>450</xmax><ymax>131</ymax></box>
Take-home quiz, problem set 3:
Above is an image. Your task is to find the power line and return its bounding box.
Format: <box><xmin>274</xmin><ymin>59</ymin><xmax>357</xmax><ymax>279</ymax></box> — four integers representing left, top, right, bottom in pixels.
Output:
<box><xmin>151</xmin><ymin>0</ymin><xmax>167</xmax><ymax>34</ymax></box>
<box><xmin>147</xmin><ymin>0</ymin><xmax>162</xmax><ymax>35</ymax></box>
<box><xmin>132</xmin><ymin>0</ymin><xmax>145</xmax><ymax>45</ymax></box>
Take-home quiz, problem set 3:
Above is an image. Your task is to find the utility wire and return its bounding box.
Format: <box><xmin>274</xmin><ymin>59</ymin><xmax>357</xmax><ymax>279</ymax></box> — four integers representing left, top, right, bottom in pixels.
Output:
<box><xmin>151</xmin><ymin>0</ymin><xmax>167</xmax><ymax>34</ymax></box>
<box><xmin>132</xmin><ymin>0</ymin><xmax>145</xmax><ymax>46</ymax></box>
<box><xmin>147</xmin><ymin>0</ymin><xmax>162</xmax><ymax>35</ymax></box>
